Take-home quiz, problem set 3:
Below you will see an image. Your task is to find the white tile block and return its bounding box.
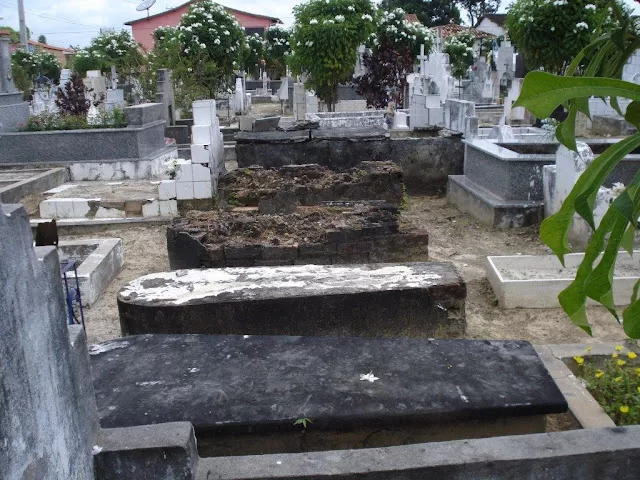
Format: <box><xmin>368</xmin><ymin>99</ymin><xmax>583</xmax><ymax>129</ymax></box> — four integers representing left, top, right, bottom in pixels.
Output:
<box><xmin>191</xmin><ymin>144</ymin><xmax>211</xmax><ymax>164</ymax></box>
<box><xmin>72</xmin><ymin>199</ymin><xmax>93</xmax><ymax>218</ymax></box>
<box><xmin>55</xmin><ymin>199</ymin><xmax>75</xmax><ymax>218</ymax></box>
<box><xmin>176</xmin><ymin>182</ymin><xmax>194</xmax><ymax>200</ymax></box>
<box><xmin>193</xmin><ymin>100</ymin><xmax>215</xmax><ymax>126</ymax></box>
<box><xmin>175</xmin><ymin>161</ymin><xmax>193</xmax><ymax>182</ymax></box>
<box><xmin>192</xmin><ymin>125</ymin><xmax>214</xmax><ymax>144</ymax></box>
<box><xmin>158</xmin><ymin>180</ymin><xmax>177</xmax><ymax>200</ymax></box>
<box><xmin>192</xmin><ymin>164</ymin><xmax>212</xmax><ymax>182</ymax></box>
<box><xmin>193</xmin><ymin>181</ymin><xmax>212</xmax><ymax>199</ymax></box>
<box><xmin>39</xmin><ymin>200</ymin><xmax>57</xmax><ymax>218</ymax></box>
<box><xmin>94</xmin><ymin>207</ymin><xmax>126</xmax><ymax>218</ymax></box>
<box><xmin>142</xmin><ymin>199</ymin><xmax>160</xmax><ymax>217</ymax></box>
<box><xmin>159</xmin><ymin>200</ymin><xmax>178</xmax><ymax>216</ymax></box>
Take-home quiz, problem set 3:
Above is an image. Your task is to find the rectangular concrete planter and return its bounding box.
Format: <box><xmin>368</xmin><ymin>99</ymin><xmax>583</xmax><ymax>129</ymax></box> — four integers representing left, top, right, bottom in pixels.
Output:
<box><xmin>0</xmin><ymin>121</ymin><xmax>166</xmax><ymax>164</ymax></box>
<box><xmin>58</xmin><ymin>238</ymin><xmax>124</xmax><ymax>306</ymax></box>
<box><xmin>486</xmin><ymin>251</ymin><xmax>640</xmax><ymax>308</ymax></box>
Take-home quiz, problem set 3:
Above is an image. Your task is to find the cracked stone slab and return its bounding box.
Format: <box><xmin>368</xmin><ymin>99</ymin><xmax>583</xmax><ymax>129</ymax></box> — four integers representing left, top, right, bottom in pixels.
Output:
<box><xmin>117</xmin><ymin>262</ymin><xmax>466</xmax><ymax>337</ymax></box>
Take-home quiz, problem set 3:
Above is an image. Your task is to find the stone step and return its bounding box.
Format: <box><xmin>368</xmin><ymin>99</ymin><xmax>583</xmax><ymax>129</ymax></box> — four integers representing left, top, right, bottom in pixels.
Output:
<box><xmin>117</xmin><ymin>262</ymin><xmax>465</xmax><ymax>337</ymax></box>
<box><xmin>447</xmin><ymin>175</ymin><xmax>544</xmax><ymax>228</ymax></box>
<box><xmin>90</xmin><ymin>334</ymin><xmax>567</xmax><ymax>456</ymax></box>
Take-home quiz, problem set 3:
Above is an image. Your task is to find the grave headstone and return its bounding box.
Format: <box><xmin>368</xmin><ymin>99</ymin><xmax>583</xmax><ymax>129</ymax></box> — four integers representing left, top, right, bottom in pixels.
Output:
<box><xmin>83</xmin><ymin>70</ymin><xmax>107</xmax><ymax>107</ymax></box>
<box><xmin>409</xmin><ymin>44</ymin><xmax>445</xmax><ymax>128</ymax></box>
<box><xmin>0</xmin><ymin>37</ymin><xmax>29</xmax><ymax>131</ymax></box>
<box><xmin>293</xmin><ymin>82</ymin><xmax>307</xmax><ymax>121</ymax></box>
<box><xmin>156</xmin><ymin>68</ymin><xmax>175</xmax><ymax>126</ymax></box>
<box><xmin>234</xmin><ymin>77</ymin><xmax>245</xmax><ymax>114</ymax></box>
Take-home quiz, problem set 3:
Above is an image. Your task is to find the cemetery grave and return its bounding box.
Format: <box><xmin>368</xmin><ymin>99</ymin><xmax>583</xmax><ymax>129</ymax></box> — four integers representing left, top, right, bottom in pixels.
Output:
<box><xmin>486</xmin><ymin>251</ymin><xmax>640</xmax><ymax>309</ymax></box>
<box><xmin>90</xmin><ymin>334</ymin><xmax>566</xmax><ymax>457</ymax></box>
<box><xmin>447</xmin><ymin>134</ymin><xmax>640</xmax><ymax>229</ymax></box>
<box><xmin>57</xmin><ymin>238</ymin><xmax>124</xmax><ymax>306</ymax></box>
<box><xmin>117</xmin><ymin>262</ymin><xmax>465</xmax><ymax>337</ymax></box>
<box><xmin>0</xmin><ymin>165</ymin><xmax>67</xmax><ymax>203</ymax></box>
<box><xmin>218</xmin><ymin>162</ymin><xmax>404</xmax><ymax>208</ymax></box>
<box><xmin>166</xmin><ymin>203</ymin><xmax>429</xmax><ymax>269</ymax></box>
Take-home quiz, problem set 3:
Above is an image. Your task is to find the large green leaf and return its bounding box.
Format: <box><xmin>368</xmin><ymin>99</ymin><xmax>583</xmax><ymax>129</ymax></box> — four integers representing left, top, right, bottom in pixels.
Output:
<box><xmin>557</xmin><ymin>205</ymin><xmax>619</xmax><ymax>335</ymax></box>
<box><xmin>513</xmin><ymin>73</ymin><xmax>640</xmax><ymax>119</ymax></box>
<box><xmin>623</xmin><ymin>295</ymin><xmax>640</xmax><ymax>338</ymax></box>
<box><xmin>540</xmin><ymin>133</ymin><xmax>640</xmax><ymax>263</ymax></box>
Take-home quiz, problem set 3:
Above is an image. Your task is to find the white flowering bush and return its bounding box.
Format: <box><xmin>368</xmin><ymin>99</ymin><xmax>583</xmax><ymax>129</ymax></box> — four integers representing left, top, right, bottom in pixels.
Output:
<box><xmin>289</xmin><ymin>0</ymin><xmax>376</xmax><ymax>109</ymax></box>
<box><xmin>148</xmin><ymin>1</ymin><xmax>245</xmax><ymax>112</ymax></box>
<box><xmin>241</xmin><ymin>33</ymin><xmax>266</xmax><ymax>76</ymax></box>
<box><xmin>505</xmin><ymin>0</ymin><xmax>628</xmax><ymax>74</ymax></box>
<box><xmin>265</xmin><ymin>25</ymin><xmax>291</xmax><ymax>78</ymax></box>
<box><xmin>73</xmin><ymin>30</ymin><xmax>143</xmax><ymax>77</ymax></box>
<box><xmin>367</xmin><ymin>8</ymin><xmax>435</xmax><ymax>56</ymax></box>
<box><xmin>175</xmin><ymin>1</ymin><xmax>244</xmax><ymax>78</ymax></box>
<box><xmin>444</xmin><ymin>31</ymin><xmax>475</xmax><ymax>79</ymax></box>
<box><xmin>11</xmin><ymin>50</ymin><xmax>61</xmax><ymax>97</ymax></box>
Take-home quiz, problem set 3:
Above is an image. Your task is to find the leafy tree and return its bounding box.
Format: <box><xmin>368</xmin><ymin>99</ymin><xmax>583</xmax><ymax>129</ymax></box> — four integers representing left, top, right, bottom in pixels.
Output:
<box><xmin>457</xmin><ymin>0</ymin><xmax>500</xmax><ymax>27</ymax></box>
<box><xmin>11</xmin><ymin>50</ymin><xmax>61</xmax><ymax>97</ymax></box>
<box><xmin>265</xmin><ymin>25</ymin><xmax>292</xmax><ymax>79</ymax></box>
<box><xmin>241</xmin><ymin>33</ymin><xmax>266</xmax><ymax>78</ymax></box>
<box><xmin>443</xmin><ymin>31</ymin><xmax>475</xmax><ymax>79</ymax></box>
<box><xmin>505</xmin><ymin>0</ymin><xmax>627</xmax><ymax>74</ymax></box>
<box><xmin>147</xmin><ymin>0</ymin><xmax>245</xmax><ymax>108</ymax></box>
<box><xmin>288</xmin><ymin>0</ymin><xmax>377</xmax><ymax>111</ymax></box>
<box><xmin>72</xmin><ymin>30</ymin><xmax>143</xmax><ymax>78</ymax></box>
<box><xmin>379</xmin><ymin>0</ymin><xmax>461</xmax><ymax>27</ymax></box>
<box><xmin>513</xmin><ymin>3</ymin><xmax>640</xmax><ymax>338</ymax></box>
<box><xmin>355</xmin><ymin>8</ymin><xmax>435</xmax><ymax>108</ymax></box>
<box><xmin>0</xmin><ymin>26</ymin><xmax>20</xmax><ymax>43</ymax></box>
<box><xmin>37</xmin><ymin>34</ymin><xmax>47</xmax><ymax>44</ymax></box>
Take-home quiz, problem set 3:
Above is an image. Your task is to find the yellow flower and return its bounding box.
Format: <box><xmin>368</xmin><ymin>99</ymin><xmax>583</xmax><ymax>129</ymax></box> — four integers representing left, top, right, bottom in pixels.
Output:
<box><xmin>614</xmin><ymin>376</ymin><xmax>623</xmax><ymax>382</ymax></box>
<box><xmin>573</xmin><ymin>356</ymin><xmax>584</xmax><ymax>365</ymax></box>
<box><xmin>617</xmin><ymin>359</ymin><xmax>627</xmax><ymax>367</ymax></box>
<box><xmin>584</xmin><ymin>346</ymin><xmax>592</xmax><ymax>353</ymax></box>
<box><xmin>615</xmin><ymin>345</ymin><xmax>624</xmax><ymax>352</ymax></box>
<box><xmin>620</xmin><ymin>406</ymin><xmax>630</xmax><ymax>414</ymax></box>
<box><xmin>628</xmin><ymin>351</ymin><xmax>637</xmax><ymax>359</ymax></box>
<box><xmin>595</xmin><ymin>370</ymin><xmax>604</xmax><ymax>378</ymax></box>
<box><xmin>612</xmin><ymin>353</ymin><xmax>619</xmax><ymax>358</ymax></box>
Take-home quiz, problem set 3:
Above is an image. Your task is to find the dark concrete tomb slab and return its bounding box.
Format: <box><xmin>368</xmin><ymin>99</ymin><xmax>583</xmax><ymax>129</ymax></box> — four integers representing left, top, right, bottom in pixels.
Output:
<box><xmin>91</xmin><ymin>335</ymin><xmax>567</xmax><ymax>455</ymax></box>
<box><xmin>117</xmin><ymin>262</ymin><xmax>466</xmax><ymax>337</ymax></box>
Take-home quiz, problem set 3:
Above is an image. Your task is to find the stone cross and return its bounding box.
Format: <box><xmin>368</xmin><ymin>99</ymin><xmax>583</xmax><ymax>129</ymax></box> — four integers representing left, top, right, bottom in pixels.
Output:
<box><xmin>110</xmin><ymin>65</ymin><xmax>118</xmax><ymax>90</ymax></box>
<box><xmin>0</xmin><ymin>38</ymin><xmax>16</xmax><ymax>94</ymax></box>
<box><xmin>417</xmin><ymin>44</ymin><xmax>428</xmax><ymax>78</ymax></box>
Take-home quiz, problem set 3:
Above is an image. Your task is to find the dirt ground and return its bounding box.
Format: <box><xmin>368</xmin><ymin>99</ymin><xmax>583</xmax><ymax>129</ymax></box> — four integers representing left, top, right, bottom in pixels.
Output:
<box><xmin>71</xmin><ymin>193</ymin><xmax>628</xmax><ymax>346</ymax></box>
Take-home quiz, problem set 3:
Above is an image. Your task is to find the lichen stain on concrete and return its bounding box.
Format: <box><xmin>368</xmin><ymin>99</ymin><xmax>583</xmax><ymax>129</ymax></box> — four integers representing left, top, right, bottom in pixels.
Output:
<box><xmin>119</xmin><ymin>264</ymin><xmax>443</xmax><ymax>305</ymax></box>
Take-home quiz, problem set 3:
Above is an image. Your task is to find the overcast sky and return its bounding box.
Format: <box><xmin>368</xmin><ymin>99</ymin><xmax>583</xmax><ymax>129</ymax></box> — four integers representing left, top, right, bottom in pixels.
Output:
<box><xmin>1</xmin><ymin>0</ymin><xmax>639</xmax><ymax>48</ymax></box>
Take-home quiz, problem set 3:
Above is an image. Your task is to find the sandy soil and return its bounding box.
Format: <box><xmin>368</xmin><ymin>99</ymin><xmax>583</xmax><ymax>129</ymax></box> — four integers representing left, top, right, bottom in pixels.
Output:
<box><xmin>69</xmin><ymin>193</ymin><xmax>629</xmax><ymax>346</ymax></box>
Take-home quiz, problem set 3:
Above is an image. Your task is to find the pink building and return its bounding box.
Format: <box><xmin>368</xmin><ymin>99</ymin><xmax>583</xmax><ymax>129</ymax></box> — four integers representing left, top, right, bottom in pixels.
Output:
<box><xmin>125</xmin><ymin>1</ymin><xmax>281</xmax><ymax>52</ymax></box>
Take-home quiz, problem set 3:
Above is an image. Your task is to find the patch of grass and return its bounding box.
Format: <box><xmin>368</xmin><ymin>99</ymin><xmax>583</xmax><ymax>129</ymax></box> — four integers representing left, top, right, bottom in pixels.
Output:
<box><xmin>574</xmin><ymin>345</ymin><xmax>640</xmax><ymax>426</ymax></box>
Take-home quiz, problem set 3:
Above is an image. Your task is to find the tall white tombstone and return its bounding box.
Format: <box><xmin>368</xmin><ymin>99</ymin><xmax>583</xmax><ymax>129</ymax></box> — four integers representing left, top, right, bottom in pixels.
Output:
<box><xmin>293</xmin><ymin>82</ymin><xmax>307</xmax><ymax>121</ymax></box>
<box><xmin>234</xmin><ymin>77</ymin><xmax>245</xmax><ymax>114</ymax></box>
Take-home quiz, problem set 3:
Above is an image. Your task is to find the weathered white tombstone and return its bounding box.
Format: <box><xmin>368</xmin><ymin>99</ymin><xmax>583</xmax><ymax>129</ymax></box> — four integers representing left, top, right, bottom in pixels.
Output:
<box><xmin>156</xmin><ymin>68</ymin><xmax>175</xmax><ymax>125</ymax></box>
<box><xmin>234</xmin><ymin>77</ymin><xmax>244</xmax><ymax>114</ymax></box>
<box><xmin>293</xmin><ymin>82</ymin><xmax>307</xmax><ymax>121</ymax></box>
<box><xmin>543</xmin><ymin>143</ymin><xmax>615</xmax><ymax>248</ymax></box>
<box><xmin>83</xmin><ymin>70</ymin><xmax>107</xmax><ymax>107</ymax></box>
<box><xmin>409</xmin><ymin>44</ymin><xmax>445</xmax><ymax>128</ymax></box>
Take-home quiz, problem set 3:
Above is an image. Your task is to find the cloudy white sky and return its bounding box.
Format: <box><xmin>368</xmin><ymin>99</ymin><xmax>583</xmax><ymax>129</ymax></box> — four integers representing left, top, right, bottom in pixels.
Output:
<box><xmin>1</xmin><ymin>0</ymin><xmax>639</xmax><ymax>48</ymax></box>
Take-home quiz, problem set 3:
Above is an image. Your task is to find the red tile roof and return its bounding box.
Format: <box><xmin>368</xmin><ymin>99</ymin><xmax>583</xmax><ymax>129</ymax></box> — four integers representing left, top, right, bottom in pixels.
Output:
<box><xmin>404</xmin><ymin>14</ymin><xmax>420</xmax><ymax>24</ymax></box>
<box><xmin>125</xmin><ymin>1</ymin><xmax>281</xmax><ymax>26</ymax></box>
<box><xmin>431</xmin><ymin>24</ymin><xmax>495</xmax><ymax>39</ymax></box>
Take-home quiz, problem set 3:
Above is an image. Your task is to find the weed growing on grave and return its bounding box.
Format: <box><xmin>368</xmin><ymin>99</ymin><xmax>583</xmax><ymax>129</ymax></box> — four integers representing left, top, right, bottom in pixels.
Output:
<box><xmin>293</xmin><ymin>417</ymin><xmax>312</xmax><ymax>429</ymax></box>
<box><xmin>226</xmin><ymin>192</ymin><xmax>241</xmax><ymax>207</ymax></box>
<box><xmin>575</xmin><ymin>346</ymin><xmax>640</xmax><ymax>426</ymax></box>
